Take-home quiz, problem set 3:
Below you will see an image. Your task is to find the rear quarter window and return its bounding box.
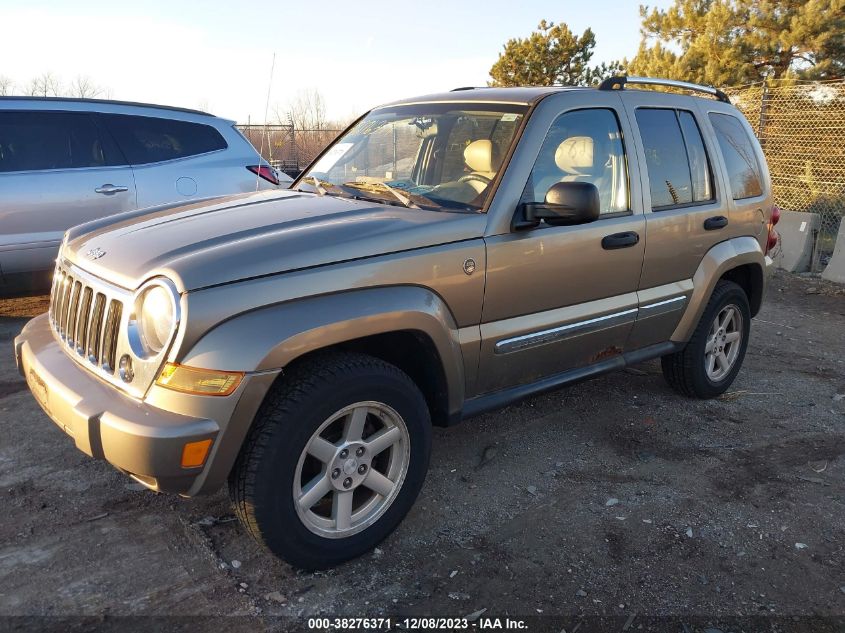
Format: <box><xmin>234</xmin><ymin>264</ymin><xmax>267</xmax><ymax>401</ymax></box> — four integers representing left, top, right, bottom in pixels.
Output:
<box><xmin>708</xmin><ymin>112</ymin><xmax>763</xmax><ymax>199</ymax></box>
<box><xmin>99</xmin><ymin>114</ymin><xmax>227</xmax><ymax>165</ymax></box>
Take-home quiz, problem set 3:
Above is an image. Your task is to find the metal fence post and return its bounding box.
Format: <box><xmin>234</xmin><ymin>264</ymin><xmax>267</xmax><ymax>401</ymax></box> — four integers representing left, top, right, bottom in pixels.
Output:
<box><xmin>757</xmin><ymin>83</ymin><xmax>769</xmax><ymax>148</ymax></box>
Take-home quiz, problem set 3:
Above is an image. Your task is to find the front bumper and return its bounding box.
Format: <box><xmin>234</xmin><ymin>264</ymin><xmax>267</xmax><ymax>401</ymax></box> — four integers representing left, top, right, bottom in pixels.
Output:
<box><xmin>15</xmin><ymin>313</ymin><xmax>220</xmax><ymax>494</ymax></box>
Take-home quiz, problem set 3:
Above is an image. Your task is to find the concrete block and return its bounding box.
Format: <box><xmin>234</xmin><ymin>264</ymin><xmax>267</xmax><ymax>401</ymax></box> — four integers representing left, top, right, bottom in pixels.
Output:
<box><xmin>821</xmin><ymin>219</ymin><xmax>845</xmax><ymax>284</ymax></box>
<box><xmin>773</xmin><ymin>211</ymin><xmax>819</xmax><ymax>273</ymax></box>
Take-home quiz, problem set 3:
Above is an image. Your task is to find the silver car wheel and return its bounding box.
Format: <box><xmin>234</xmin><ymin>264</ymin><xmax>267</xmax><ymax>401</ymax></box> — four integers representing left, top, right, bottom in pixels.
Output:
<box><xmin>704</xmin><ymin>304</ymin><xmax>743</xmax><ymax>382</ymax></box>
<box><xmin>293</xmin><ymin>401</ymin><xmax>410</xmax><ymax>539</ymax></box>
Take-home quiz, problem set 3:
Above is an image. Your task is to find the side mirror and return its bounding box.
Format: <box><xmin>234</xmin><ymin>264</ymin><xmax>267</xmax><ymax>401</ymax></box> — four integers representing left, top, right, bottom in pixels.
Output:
<box><xmin>514</xmin><ymin>181</ymin><xmax>600</xmax><ymax>229</ymax></box>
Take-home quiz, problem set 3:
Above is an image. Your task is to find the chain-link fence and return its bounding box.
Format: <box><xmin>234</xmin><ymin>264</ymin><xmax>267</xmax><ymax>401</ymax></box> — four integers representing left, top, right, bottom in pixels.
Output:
<box><xmin>236</xmin><ymin>124</ymin><xmax>342</xmax><ymax>178</ymax></box>
<box><xmin>726</xmin><ymin>80</ymin><xmax>845</xmax><ymax>272</ymax></box>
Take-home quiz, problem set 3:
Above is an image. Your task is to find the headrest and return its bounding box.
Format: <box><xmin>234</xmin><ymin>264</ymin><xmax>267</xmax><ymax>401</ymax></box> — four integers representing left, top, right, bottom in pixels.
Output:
<box><xmin>464</xmin><ymin>139</ymin><xmax>497</xmax><ymax>173</ymax></box>
<box><xmin>554</xmin><ymin>136</ymin><xmax>594</xmax><ymax>175</ymax></box>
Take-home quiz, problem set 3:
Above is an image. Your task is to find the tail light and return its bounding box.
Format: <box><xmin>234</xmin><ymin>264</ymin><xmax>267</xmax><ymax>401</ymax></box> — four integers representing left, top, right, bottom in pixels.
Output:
<box><xmin>766</xmin><ymin>204</ymin><xmax>781</xmax><ymax>254</ymax></box>
<box><xmin>247</xmin><ymin>165</ymin><xmax>280</xmax><ymax>186</ymax></box>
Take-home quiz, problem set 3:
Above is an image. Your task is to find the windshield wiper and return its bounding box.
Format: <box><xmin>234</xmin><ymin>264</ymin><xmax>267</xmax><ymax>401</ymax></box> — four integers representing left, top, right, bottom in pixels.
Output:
<box><xmin>303</xmin><ymin>176</ymin><xmax>327</xmax><ymax>196</ymax></box>
<box><xmin>342</xmin><ymin>181</ymin><xmax>419</xmax><ymax>209</ymax></box>
<box><xmin>375</xmin><ymin>182</ymin><xmax>419</xmax><ymax>209</ymax></box>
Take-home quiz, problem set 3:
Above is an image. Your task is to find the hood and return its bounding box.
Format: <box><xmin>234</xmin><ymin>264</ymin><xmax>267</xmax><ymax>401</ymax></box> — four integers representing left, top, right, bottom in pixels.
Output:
<box><xmin>64</xmin><ymin>190</ymin><xmax>487</xmax><ymax>291</ymax></box>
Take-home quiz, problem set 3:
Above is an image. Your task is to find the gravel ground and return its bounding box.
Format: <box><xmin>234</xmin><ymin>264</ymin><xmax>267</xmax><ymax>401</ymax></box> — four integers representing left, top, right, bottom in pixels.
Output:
<box><xmin>0</xmin><ymin>271</ymin><xmax>843</xmax><ymax>630</ymax></box>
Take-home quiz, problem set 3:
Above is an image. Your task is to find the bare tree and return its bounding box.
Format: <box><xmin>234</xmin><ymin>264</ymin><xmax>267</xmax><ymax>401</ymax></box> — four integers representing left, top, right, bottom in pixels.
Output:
<box><xmin>275</xmin><ymin>89</ymin><xmax>349</xmax><ymax>166</ymax></box>
<box><xmin>25</xmin><ymin>72</ymin><xmax>62</xmax><ymax>97</ymax></box>
<box><xmin>283</xmin><ymin>88</ymin><xmax>329</xmax><ymax>131</ymax></box>
<box><xmin>68</xmin><ymin>75</ymin><xmax>103</xmax><ymax>98</ymax></box>
<box><xmin>0</xmin><ymin>76</ymin><xmax>14</xmax><ymax>96</ymax></box>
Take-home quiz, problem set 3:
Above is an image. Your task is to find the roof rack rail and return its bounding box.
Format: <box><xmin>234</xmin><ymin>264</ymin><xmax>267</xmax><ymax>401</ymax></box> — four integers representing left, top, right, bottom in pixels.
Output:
<box><xmin>450</xmin><ymin>86</ymin><xmax>492</xmax><ymax>92</ymax></box>
<box><xmin>597</xmin><ymin>76</ymin><xmax>730</xmax><ymax>104</ymax></box>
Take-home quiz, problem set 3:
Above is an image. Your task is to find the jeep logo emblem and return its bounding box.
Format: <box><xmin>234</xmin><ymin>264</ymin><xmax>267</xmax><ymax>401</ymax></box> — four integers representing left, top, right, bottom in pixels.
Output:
<box><xmin>86</xmin><ymin>247</ymin><xmax>106</xmax><ymax>260</ymax></box>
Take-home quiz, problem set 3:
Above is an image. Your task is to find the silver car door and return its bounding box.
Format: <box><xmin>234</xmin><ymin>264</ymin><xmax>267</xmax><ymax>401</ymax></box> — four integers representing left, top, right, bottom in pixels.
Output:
<box><xmin>0</xmin><ymin>110</ymin><xmax>136</xmax><ymax>286</ymax></box>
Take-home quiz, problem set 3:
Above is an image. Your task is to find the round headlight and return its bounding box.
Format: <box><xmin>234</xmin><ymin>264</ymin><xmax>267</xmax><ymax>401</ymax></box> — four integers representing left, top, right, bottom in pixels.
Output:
<box><xmin>133</xmin><ymin>281</ymin><xmax>178</xmax><ymax>357</ymax></box>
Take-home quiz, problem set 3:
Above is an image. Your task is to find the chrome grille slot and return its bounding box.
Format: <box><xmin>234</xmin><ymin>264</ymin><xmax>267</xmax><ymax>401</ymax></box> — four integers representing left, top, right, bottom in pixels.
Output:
<box><xmin>87</xmin><ymin>293</ymin><xmax>106</xmax><ymax>365</ymax></box>
<box><xmin>66</xmin><ymin>280</ymin><xmax>82</xmax><ymax>346</ymax></box>
<box><xmin>76</xmin><ymin>287</ymin><xmax>93</xmax><ymax>355</ymax></box>
<box><xmin>101</xmin><ymin>300</ymin><xmax>122</xmax><ymax>372</ymax></box>
<box><xmin>57</xmin><ymin>273</ymin><xmax>71</xmax><ymax>336</ymax></box>
<box><xmin>48</xmin><ymin>262</ymin><xmax>128</xmax><ymax>378</ymax></box>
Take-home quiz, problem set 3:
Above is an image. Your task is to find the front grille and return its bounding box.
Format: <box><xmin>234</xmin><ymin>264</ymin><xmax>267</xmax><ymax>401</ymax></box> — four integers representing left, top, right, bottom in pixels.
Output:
<box><xmin>49</xmin><ymin>263</ymin><xmax>125</xmax><ymax>374</ymax></box>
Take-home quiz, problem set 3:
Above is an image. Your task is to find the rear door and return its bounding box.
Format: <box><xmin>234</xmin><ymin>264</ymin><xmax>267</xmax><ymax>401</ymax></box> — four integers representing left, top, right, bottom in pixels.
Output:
<box><xmin>0</xmin><ymin>110</ymin><xmax>136</xmax><ymax>286</ymax></box>
<box><xmin>620</xmin><ymin>95</ymin><xmax>727</xmax><ymax>348</ymax></box>
<box><xmin>98</xmin><ymin>113</ymin><xmax>232</xmax><ymax>208</ymax></box>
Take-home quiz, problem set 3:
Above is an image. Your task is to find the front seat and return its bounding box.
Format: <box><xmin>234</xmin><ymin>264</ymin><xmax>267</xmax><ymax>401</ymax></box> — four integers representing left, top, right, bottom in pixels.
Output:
<box><xmin>460</xmin><ymin>139</ymin><xmax>500</xmax><ymax>194</ymax></box>
<box><xmin>434</xmin><ymin>139</ymin><xmax>501</xmax><ymax>205</ymax></box>
<box><xmin>533</xmin><ymin>135</ymin><xmax>599</xmax><ymax>202</ymax></box>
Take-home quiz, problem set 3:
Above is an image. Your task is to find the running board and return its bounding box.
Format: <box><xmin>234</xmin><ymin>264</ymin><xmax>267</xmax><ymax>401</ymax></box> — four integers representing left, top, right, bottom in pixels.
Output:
<box><xmin>457</xmin><ymin>341</ymin><xmax>683</xmax><ymax>422</ymax></box>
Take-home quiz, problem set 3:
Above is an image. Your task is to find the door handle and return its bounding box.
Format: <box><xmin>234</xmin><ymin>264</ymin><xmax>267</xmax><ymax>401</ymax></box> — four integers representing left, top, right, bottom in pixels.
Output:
<box><xmin>704</xmin><ymin>215</ymin><xmax>729</xmax><ymax>230</ymax></box>
<box><xmin>94</xmin><ymin>184</ymin><xmax>129</xmax><ymax>195</ymax></box>
<box><xmin>601</xmin><ymin>231</ymin><xmax>640</xmax><ymax>250</ymax></box>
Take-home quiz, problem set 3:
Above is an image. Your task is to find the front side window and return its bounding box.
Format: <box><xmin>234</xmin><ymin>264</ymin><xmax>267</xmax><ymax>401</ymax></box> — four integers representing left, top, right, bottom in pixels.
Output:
<box><xmin>521</xmin><ymin>108</ymin><xmax>629</xmax><ymax>215</ymax></box>
<box><xmin>99</xmin><ymin>114</ymin><xmax>227</xmax><ymax>165</ymax></box>
<box><xmin>0</xmin><ymin>111</ymin><xmax>118</xmax><ymax>173</ymax></box>
<box><xmin>708</xmin><ymin>112</ymin><xmax>763</xmax><ymax>199</ymax></box>
<box><xmin>298</xmin><ymin>103</ymin><xmax>527</xmax><ymax>212</ymax></box>
<box><xmin>636</xmin><ymin>108</ymin><xmax>714</xmax><ymax>209</ymax></box>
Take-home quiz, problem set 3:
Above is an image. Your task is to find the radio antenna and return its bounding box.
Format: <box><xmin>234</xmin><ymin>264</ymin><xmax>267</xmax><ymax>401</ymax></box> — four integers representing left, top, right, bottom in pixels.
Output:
<box><xmin>254</xmin><ymin>51</ymin><xmax>276</xmax><ymax>191</ymax></box>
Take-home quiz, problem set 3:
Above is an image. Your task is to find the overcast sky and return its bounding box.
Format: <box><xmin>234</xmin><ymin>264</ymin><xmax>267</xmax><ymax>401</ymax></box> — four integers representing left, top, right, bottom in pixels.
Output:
<box><xmin>2</xmin><ymin>0</ymin><xmax>672</xmax><ymax>123</ymax></box>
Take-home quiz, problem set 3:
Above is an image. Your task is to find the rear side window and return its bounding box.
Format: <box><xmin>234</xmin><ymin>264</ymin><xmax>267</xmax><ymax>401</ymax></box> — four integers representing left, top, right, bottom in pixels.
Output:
<box><xmin>99</xmin><ymin>114</ymin><xmax>227</xmax><ymax>165</ymax></box>
<box><xmin>678</xmin><ymin>111</ymin><xmax>713</xmax><ymax>202</ymax></box>
<box><xmin>708</xmin><ymin>112</ymin><xmax>763</xmax><ymax>199</ymax></box>
<box><xmin>635</xmin><ymin>108</ymin><xmax>714</xmax><ymax>209</ymax></box>
<box><xmin>0</xmin><ymin>111</ymin><xmax>120</xmax><ymax>173</ymax></box>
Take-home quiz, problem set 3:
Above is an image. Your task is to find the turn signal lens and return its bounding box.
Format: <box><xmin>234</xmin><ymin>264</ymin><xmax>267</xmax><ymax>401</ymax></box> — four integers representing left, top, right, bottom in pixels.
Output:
<box><xmin>181</xmin><ymin>439</ymin><xmax>213</xmax><ymax>468</ymax></box>
<box><xmin>155</xmin><ymin>363</ymin><xmax>243</xmax><ymax>396</ymax></box>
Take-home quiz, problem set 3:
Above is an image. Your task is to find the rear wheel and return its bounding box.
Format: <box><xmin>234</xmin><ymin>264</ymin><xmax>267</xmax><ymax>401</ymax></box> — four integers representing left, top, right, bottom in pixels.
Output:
<box><xmin>661</xmin><ymin>280</ymin><xmax>751</xmax><ymax>399</ymax></box>
<box><xmin>229</xmin><ymin>352</ymin><xmax>431</xmax><ymax>569</ymax></box>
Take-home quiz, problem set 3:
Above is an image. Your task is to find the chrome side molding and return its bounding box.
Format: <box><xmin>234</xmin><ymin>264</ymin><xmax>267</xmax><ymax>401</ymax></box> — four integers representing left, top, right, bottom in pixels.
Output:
<box><xmin>494</xmin><ymin>296</ymin><xmax>687</xmax><ymax>355</ymax></box>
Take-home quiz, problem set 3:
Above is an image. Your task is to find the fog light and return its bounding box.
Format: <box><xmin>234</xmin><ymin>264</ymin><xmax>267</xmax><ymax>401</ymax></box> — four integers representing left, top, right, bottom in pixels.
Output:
<box><xmin>155</xmin><ymin>363</ymin><xmax>243</xmax><ymax>396</ymax></box>
<box><xmin>181</xmin><ymin>439</ymin><xmax>213</xmax><ymax>468</ymax></box>
<box><xmin>118</xmin><ymin>354</ymin><xmax>134</xmax><ymax>383</ymax></box>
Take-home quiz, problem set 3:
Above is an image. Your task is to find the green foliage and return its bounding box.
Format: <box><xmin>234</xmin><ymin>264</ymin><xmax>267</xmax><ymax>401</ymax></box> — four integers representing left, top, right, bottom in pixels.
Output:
<box><xmin>585</xmin><ymin>61</ymin><xmax>629</xmax><ymax>86</ymax></box>
<box><xmin>622</xmin><ymin>0</ymin><xmax>845</xmax><ymax>84</ymax></box>
<box><xmin>488</xmin><ymin>20</ymin><xmax>598</xmax><ymax>86</ymax></box>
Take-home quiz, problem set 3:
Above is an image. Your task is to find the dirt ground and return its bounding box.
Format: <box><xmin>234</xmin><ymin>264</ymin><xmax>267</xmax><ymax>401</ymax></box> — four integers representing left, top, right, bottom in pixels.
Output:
<box><xmin>0</xmin><ymin>271</ymin><xmax>843</xmax><ymax>631</ymax></box>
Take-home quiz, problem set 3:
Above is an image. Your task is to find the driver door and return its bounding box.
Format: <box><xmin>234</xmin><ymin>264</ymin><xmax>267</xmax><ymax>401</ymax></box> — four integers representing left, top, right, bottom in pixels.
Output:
<box><xmin>477</xmin><ymin>104</ymin><xmax>646</xmax><ymax>394</ymax></box>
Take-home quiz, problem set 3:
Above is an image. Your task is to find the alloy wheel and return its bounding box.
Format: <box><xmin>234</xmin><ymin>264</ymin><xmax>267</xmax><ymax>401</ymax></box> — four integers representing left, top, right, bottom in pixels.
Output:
<box><xmin>293</xmin><ymin>401</ymin><xmax>410</xmax><ymax>538</ymax></box>
<box><xmin>704</xmin><ymin>304</ymin><xmax>743</xmax><ymax>382</ymax></box>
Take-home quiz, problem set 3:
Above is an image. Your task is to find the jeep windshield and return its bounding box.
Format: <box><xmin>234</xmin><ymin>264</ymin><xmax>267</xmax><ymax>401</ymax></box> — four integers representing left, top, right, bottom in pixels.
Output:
<box><xmin>296</xmin><ymin>103</ymin><xmax>528</xmax><ymax>212</ymax></box>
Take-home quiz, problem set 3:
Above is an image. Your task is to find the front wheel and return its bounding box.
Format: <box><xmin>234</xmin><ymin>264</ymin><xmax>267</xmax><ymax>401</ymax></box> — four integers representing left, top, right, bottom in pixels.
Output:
<box><xmin>229</xmin><ymin>352</ymin><xmax>431</xmax><ymax>569</ymax></box>
<box><xmin>661</xmin><ymin>280</ymin><xmax>751</xmax><ymax>399</ymax></box>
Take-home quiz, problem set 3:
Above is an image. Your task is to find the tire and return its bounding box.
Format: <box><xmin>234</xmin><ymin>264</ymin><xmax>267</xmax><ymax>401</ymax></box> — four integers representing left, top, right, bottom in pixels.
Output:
<box><xmin>661</xmin><ymin>280</ymin><xmax>751</xmax><ymax>399</ymax></box>
<box><xmin>228</xmin><ymin>352</ymin><xmax>431</xmax><ymax>570</ymax></box>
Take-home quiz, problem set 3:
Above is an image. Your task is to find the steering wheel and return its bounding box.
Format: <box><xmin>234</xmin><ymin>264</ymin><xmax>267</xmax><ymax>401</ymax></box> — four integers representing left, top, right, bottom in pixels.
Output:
<box><xmin>458</xmin><ymin>173</ymin><xmax>492</xmax><ymax>186</ymax></box>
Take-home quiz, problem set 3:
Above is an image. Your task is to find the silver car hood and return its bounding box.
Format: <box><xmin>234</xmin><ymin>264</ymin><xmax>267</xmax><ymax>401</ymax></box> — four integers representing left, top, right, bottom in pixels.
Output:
<box><xmin>63</xmin><ymin>190</ymin><xmax>486</xmax><ymax>292</ymax></box>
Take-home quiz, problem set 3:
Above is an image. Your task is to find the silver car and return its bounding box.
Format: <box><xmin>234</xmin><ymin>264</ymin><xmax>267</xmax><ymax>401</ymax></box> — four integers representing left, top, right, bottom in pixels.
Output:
<box><xmin>0</xmin><ymin>97</ymin><xmax>291</xmax><ymax>297</ymax></box>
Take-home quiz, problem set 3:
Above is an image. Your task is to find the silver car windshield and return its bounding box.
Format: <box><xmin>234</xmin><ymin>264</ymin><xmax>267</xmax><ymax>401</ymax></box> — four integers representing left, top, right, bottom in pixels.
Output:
<box><xmin>296</xmin><ymin>103</ymin><xmax>528</xmax><ymax>212</ymax></box>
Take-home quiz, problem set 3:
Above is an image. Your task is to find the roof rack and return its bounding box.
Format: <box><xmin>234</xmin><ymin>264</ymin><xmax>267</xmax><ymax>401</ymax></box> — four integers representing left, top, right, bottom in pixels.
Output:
<box><xmin>449</xmin><ymin>86</ymin><xmax>492</xmax><ymax>92</ymax></box>
<box><xmin>597</xmin><ymin>76</ymin><xmax>730</xmax><ymax>104</ymax></box>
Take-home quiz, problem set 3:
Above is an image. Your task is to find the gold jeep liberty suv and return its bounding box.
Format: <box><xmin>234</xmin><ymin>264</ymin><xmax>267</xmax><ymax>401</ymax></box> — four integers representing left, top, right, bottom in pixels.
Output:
<box><xmin>16</xmin><ymin>77</ymin><xmax>779</xmax><ymax>569</ymax></box>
